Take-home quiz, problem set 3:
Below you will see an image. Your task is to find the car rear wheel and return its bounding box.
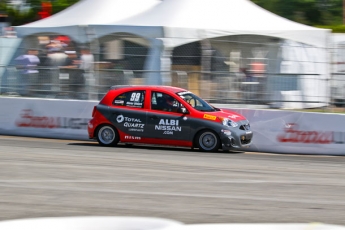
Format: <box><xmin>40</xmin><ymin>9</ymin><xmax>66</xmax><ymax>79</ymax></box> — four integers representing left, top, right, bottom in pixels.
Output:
<box><xmin>96</xmin><ymin>125</ymin><xmax>119</xmax><ymax>147</ymax></box>
<box><xmin>196</xmin><ymin>130</ymin><xmax>220</xmax><ymax>152</ymax></box>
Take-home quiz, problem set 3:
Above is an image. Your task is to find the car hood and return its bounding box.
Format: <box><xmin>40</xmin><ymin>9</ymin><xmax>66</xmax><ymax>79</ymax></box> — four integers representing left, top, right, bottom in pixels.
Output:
<box><xmin>202</xmin><ymin>108</ymin><xmax>247</xmax><ymax>122</ymax></box>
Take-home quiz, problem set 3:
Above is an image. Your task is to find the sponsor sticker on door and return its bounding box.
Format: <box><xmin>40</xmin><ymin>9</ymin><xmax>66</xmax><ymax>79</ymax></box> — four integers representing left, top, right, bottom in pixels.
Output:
<box><xmin>155</xmin><ymin>119</ymin><xmax>182</xmax><ymax>135</ymax></box>
<box><xmin>117</xmin><ymin>115</ymin><xmax>145</xmax><ymax>132</ymax></box>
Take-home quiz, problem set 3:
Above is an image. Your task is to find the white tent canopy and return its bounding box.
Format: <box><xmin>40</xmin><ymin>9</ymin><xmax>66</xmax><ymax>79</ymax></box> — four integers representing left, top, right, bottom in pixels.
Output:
<box><xmin>96</xmin><ymin>0</ymin><xmax>331</xmax><ymax>88</ymax></box>
<box><xmin>14</xmin><ymin>0</ymin><xmax>331</xmax><ymax>97</ymax></box>
<box><xmin>14</xmin><ymin>0</ymin><xmax>331</xmax><ymax>52</ymax></box>
<box><xmin>94</xmin><ymin>0</ymin><xmax>330</xmax><ymax>48</ymax></box>
<box><xmin>15</xmin><ymin>0</ymin><xmax>161</xmax><ymax>43</ymax></box>
<box><xmin>92</xmin><ymin>0</ymin><xmax>331</xmax><ymax>86</ymax></box>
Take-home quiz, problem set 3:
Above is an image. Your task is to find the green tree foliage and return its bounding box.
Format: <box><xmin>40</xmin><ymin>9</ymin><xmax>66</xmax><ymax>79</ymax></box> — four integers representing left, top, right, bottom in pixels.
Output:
<box><xmin>2</xmin><ymin>0</ymin><xmax>344</xmax><ymax>26</ymax></box>
<box><xmin>251</xmin><ymin>0</ymin><xmax>343</xmax><ymax>26</ymax></box>
<box><xmin>47</xmin><ymin>0</ymin><xmax>79</xmax><ymax>14</ymax></box>
<box><xmin>3</xmin><ymin>0</ymin><xmax>80</xmax><ymax>26</ymax></box>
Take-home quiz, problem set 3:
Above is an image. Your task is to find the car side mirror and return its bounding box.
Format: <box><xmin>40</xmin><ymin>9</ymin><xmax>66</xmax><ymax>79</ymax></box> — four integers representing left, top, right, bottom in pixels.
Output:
<box><xmin>178</xmin><ymin>107</ymin><xmax>189</xmax><ymax>114</ymax></box>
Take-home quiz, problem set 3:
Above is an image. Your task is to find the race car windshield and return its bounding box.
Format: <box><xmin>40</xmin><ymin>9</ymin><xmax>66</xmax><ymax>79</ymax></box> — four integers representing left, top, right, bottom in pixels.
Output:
<box><xmin>177</xmin><ymin>91</ymin><xmax>216</xmax><ymax>112</ymax></box>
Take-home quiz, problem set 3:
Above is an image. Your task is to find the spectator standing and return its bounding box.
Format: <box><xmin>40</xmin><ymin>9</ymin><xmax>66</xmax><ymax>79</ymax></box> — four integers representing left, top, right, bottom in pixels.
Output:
<box><xmin>250</xmin><ymin>61</ymin><xmax>267</xmax><ymax>103</ymax></box>
<box><xmin>79</xmin><ymin>48</ymin><xmax>94</xmax><ymax>72</ymax></box>
<box><xmin>240</xmin><ymin>67</ymin><xmax>257</xmax><ymax>102</ymax></box>
<box><xmin>241</xmin><ymin>68</ymin><xmax>254</xmax><ymax>82</ymax></box>
<box><xmin>63</xmin><ymin>50</ymin><xmax>84</xmax><ymax>99</ymax></box>
<box><xmin>79</xmin><ymin>48</ymin><xmax>95</xmax><ymax>99</ymax></box>
<box><xmin>46</xmin><ymin>48</ymin><xmax>68</xmax><ymax>67</ymax></box>
<box><xmin>45</xmin><ymin>47</ymin><xmax>68</xmax><ymax>95</ymax></box>
<box><xmin>15</xmin><ymin>49</ymin><xmax>40</xmax><ymax>97</ymax></box>
<box><xmin>64</xmin><ymin>50</ymin><xmax>79</xmax><ymax>67</ymax></box>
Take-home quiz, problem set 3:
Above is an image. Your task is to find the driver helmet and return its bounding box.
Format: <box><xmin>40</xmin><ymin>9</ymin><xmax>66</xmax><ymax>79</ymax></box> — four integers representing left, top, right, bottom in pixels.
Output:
<box><xmin>164</xmin><ymin>94</ymin><xmax>174</xmax><ymax>107</ymax></box>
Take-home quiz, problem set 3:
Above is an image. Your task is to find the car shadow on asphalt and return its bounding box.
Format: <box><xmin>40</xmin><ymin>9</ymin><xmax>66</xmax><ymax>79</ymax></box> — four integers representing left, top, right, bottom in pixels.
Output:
<box><xmin>67</xmin><ymin>142</ymin><xmax>245</xmax><ymax>154</ymax></box>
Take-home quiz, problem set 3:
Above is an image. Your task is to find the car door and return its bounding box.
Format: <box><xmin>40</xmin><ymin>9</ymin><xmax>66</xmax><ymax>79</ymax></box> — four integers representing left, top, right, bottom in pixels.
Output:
<box><xmin>108</xmin><ymin>90</ymin><xmax>147</xmax><ymax>138</ymax></box>
<box><xmin>146</xmin><ymin>91</ymin><xmax>190</xmax><ymax>141</ymax></box>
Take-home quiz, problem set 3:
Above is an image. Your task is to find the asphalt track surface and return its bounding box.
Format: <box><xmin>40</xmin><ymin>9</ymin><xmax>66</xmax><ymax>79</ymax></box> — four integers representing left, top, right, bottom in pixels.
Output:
<box><xmin>0</xmin><ymin>135</ymin><xmax>344</xmax><ymax>225</ymax></box>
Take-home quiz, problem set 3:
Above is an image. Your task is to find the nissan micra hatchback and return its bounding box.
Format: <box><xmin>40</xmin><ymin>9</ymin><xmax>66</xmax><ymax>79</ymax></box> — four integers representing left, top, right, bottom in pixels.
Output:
<box><xmin>88</xmin><ymin>85</ymin><xmax>253</xmax><ymax>152</ymax></box>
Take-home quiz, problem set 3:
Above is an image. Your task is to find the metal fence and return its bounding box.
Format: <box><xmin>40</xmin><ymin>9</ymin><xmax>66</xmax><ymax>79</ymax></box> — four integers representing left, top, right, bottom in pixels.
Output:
<box><xmin>0</xmin><ymin>65</ymin><xmax>338</xmax><ymax>109</ymax></box>
<box><xmin>1</xmin><ymin>33</ymin><xmax>343</xmax><ymax>109</ymax></box>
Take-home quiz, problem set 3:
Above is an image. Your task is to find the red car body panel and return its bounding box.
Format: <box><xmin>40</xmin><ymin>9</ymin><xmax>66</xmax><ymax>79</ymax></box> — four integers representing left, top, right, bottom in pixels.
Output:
<box><xmin>88</xmin><ymin>85</ymin><xmax>252</xmax><ymax>150</ymax></box>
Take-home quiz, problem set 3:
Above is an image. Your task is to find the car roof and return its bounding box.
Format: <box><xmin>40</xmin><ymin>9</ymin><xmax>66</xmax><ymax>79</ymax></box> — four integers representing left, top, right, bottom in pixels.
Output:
<box><xmin>110</xmin><ymin>85</ymin><xmax>187</xmax><ymax>94</ymax></box>
<box><xmin>100</xmin><ymin>85</ymin><xmax>189</xmax><ymax>105</ymax></box>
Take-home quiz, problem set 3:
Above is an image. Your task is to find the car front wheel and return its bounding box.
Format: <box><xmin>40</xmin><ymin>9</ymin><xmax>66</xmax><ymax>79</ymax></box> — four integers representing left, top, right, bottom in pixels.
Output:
<box><xmin>96</xmin><ymin>125</ymin><xmax>119</xmax><ymax>147</ymax></box>
<box><xmin>196</xmin><ymin>130</ymin><xmax>220</xmax><ymax>152</ymax></box>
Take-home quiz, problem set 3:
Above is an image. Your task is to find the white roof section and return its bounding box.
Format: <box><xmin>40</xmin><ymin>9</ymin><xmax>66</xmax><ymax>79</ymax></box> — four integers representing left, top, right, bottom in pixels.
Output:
<box><xmin>110</xmin><ymin>0</ymin><xmax>330</xmax><ymax>48</ymax></box>
<box><xmin>20</xmin><ymin>0</ymin><xmax>161</xmax><ymax>27</ymax></box>
<box><xmin>15</xmin><ymin>0</ymin><xmax>161</xmax><ymax>41</ymax></box>
<box><xmin>15</xmin><ymin>0</ymin><xmax>330</xmax><ymax>48</ymax></box>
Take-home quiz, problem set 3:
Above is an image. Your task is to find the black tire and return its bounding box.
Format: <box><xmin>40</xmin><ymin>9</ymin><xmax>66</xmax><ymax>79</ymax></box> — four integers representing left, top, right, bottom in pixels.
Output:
<box><xmin>196</xmin><ymin>130</ymin><xmax>220</xmax><ymax>152</ymax></box>
<box><xmin>96</xmin><ymin>125</ymin><xmax>119</xmax><ymax>147</ymax></box>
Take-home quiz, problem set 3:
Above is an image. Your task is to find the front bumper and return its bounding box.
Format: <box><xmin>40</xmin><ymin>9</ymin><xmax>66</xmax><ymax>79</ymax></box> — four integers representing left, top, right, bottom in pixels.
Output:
<box><xmin>220</xmin><ymin>129</ymin><xmax>253</xmax><ymax>150</ymax></box>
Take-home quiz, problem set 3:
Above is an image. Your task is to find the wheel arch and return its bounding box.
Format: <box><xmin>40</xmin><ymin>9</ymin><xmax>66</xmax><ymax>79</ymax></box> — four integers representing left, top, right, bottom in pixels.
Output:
<box><xmin>95</xmin><ymin>123</ymin><xmax>120</xmax><ymax>147</ymax></box>
<box><xmin>193</xmin><ymin>128</ymin><xmax>221</xmax><ymax>150</ymax></box>
<box><xmin>93</xmin><ymin>122</ymin><xmax>114</xmax><ymax>138</ymax></box>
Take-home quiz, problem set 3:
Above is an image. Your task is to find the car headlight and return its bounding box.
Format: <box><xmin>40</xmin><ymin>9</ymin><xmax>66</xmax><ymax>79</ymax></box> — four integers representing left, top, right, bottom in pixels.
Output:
<box><xmin>219</xmin><ymin>117</ymin><xmax>238</xmax><ymax>128</ymax></box>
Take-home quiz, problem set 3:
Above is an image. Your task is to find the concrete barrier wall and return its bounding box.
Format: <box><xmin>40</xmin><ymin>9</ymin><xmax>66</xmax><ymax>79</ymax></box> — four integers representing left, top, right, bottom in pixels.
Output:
<box><xmin>230</xmin><ymin>108</ymin><xmax>345</xmax><ymax>155</ymax></box>
<box><xmin>1</xmin><ymin>97</ymin><xmax>345</xmax><ymax>155</ymax></box>
<box><xmin>0</xmin><ymin>97</ymin><xmax>97</xmax><ymax>140</ymax></box>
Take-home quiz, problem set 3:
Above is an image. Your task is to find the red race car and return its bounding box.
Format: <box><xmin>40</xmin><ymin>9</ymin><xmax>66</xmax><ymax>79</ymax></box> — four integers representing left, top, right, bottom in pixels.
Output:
<box><xmin>88</xmin><ymin>85</ymin><xmax>253</xmax><ymax>152</ymax></box>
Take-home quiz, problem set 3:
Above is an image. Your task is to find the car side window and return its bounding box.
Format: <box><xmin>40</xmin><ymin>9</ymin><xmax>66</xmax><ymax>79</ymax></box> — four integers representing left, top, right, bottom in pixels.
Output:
<box><xmin>113</xmin><ymin>90</ymin><xmax>145</xmax><ymax>108</ymax></box>
<box><xmin>151</xmin><ymin>91</ymin><xmax>182</xmax><ymax>112</ymax></box>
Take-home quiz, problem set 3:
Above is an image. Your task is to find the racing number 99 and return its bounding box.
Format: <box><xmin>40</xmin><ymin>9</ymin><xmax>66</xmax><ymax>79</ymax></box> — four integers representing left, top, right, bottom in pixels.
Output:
<box><xmin>130</xmin><ymin>93</ymin><xmax>141</xmax><ymax>102</ymax></box>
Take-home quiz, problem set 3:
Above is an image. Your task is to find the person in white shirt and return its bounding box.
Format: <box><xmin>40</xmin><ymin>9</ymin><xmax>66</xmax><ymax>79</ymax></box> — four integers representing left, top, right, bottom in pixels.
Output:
<box><xmin>79</xmin><ymin>48</ymin><xmax>95</xmax><ymax>99</ymax></box>
<box><xmin>79</xmin><ymin>48</ymin><xmax>94</xmax><ymax>72</ymax></box>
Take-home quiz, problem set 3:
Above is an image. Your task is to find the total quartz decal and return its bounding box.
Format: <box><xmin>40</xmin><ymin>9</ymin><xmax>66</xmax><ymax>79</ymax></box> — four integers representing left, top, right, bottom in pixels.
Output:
<box><xmin>15</xmin><ymin>109</ymin><xmax>89</xmax><ymax>129</ymax></box>
<box><xmin>117</xmin><ymin>115</ymin><xmax>145</xmax><ymax>132</ymax></box>
<box><xmin>277</xmin><ymin>123</ymin><xmax>345</xmax><ymax>144</ymax></box>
